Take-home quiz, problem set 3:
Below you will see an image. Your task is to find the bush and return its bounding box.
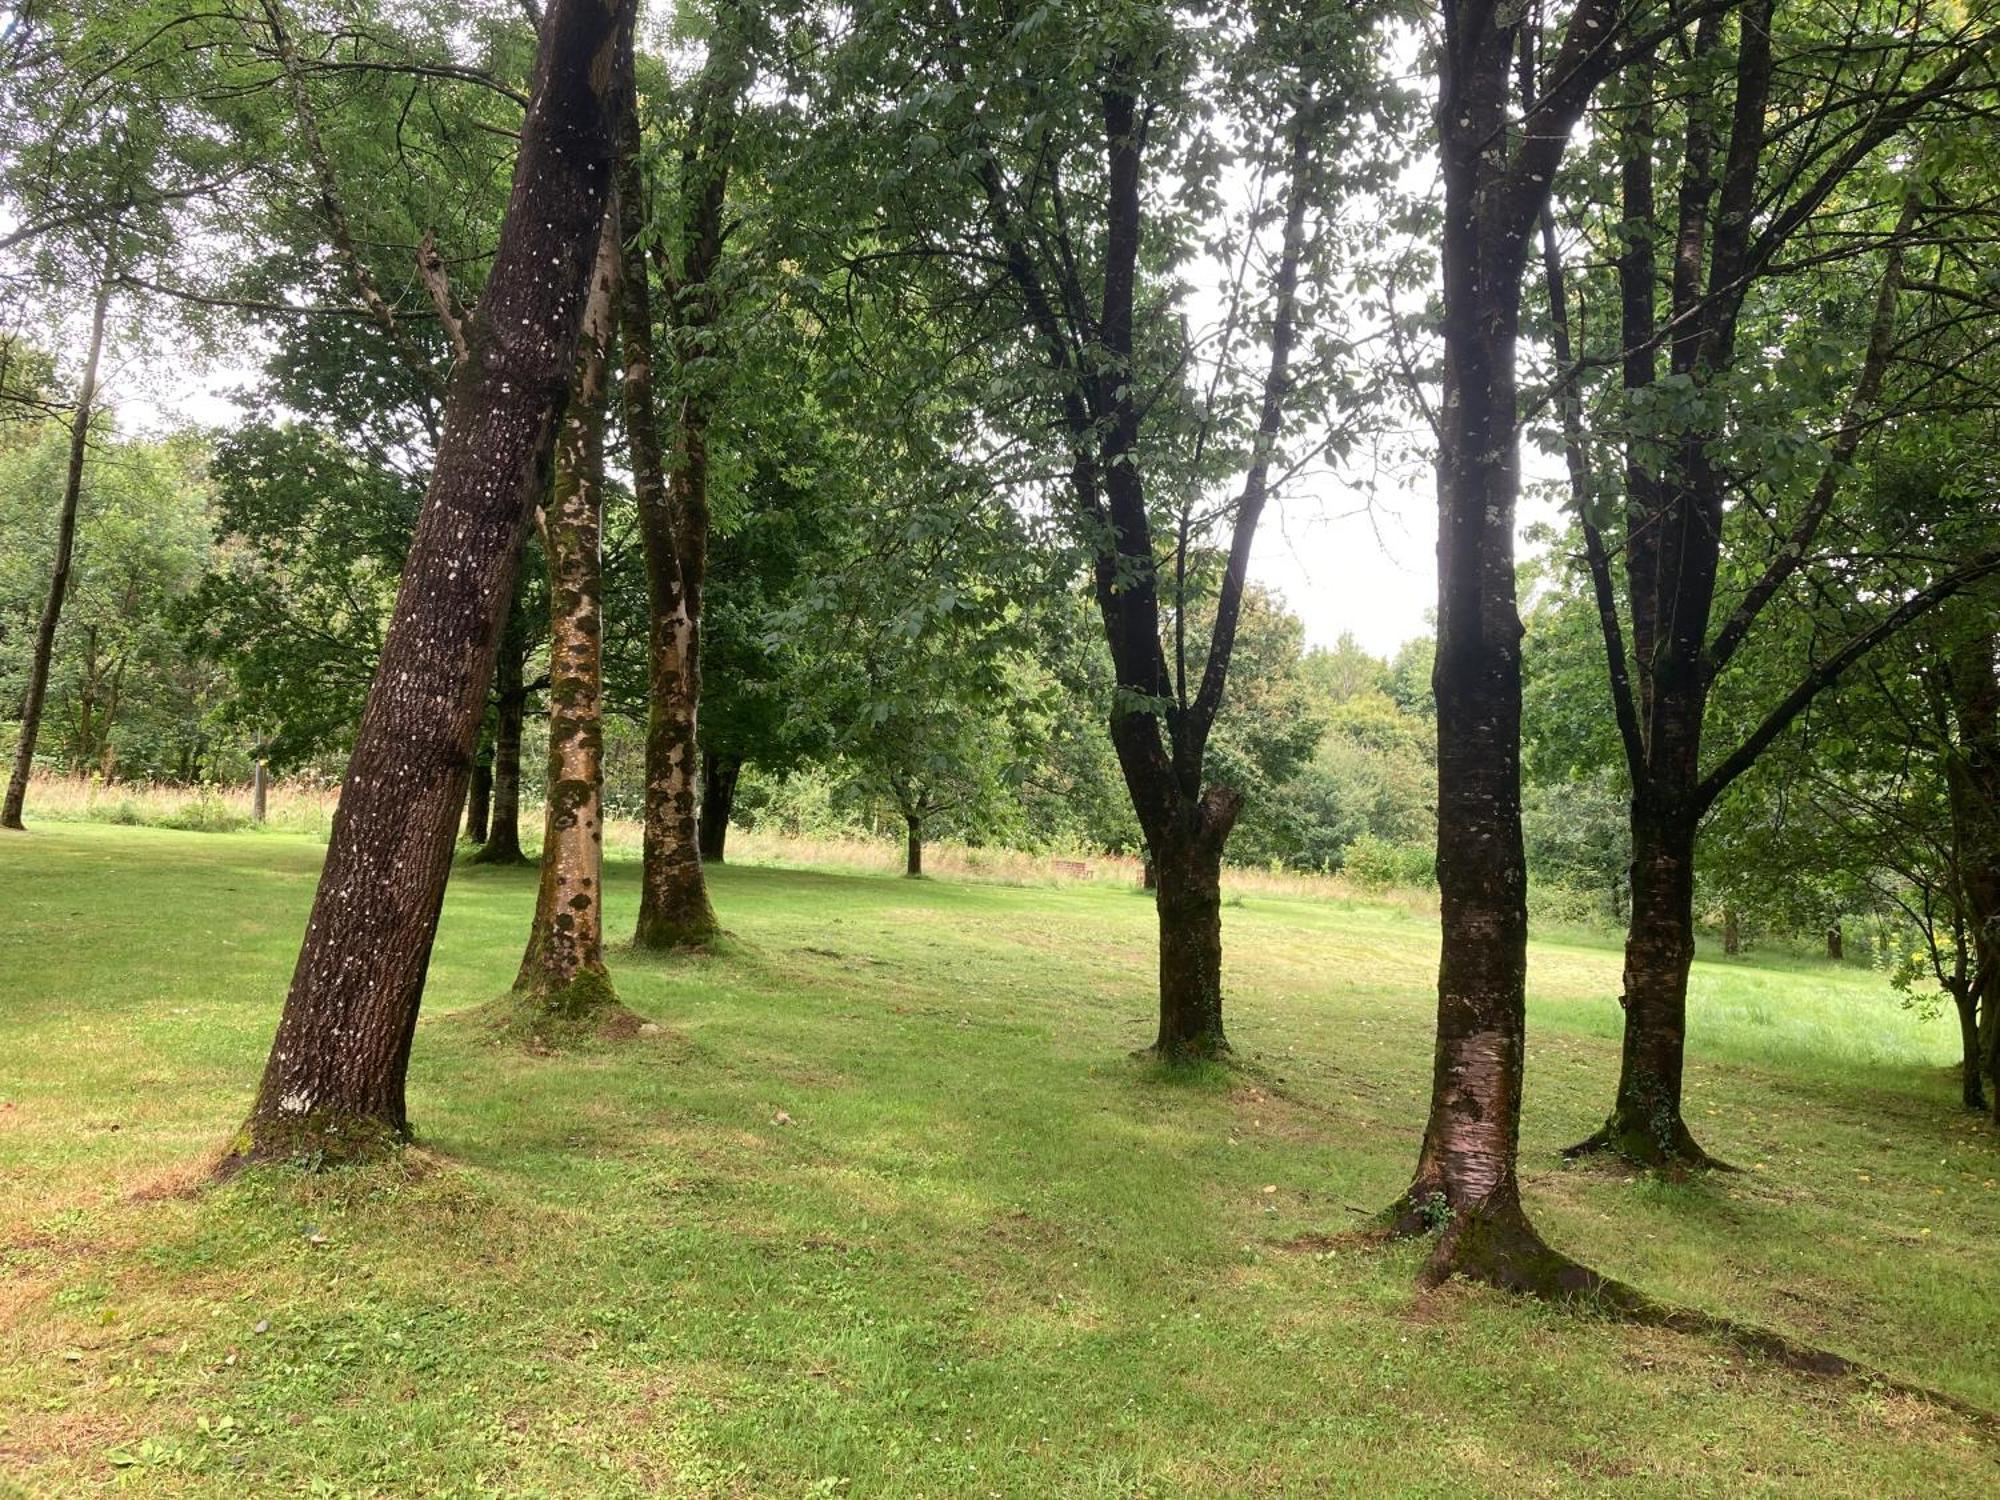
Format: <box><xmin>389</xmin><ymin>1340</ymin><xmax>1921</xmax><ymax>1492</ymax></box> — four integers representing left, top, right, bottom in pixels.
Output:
<box><xmin>160</xmin><ymin>783</ymin><xmax>247</xmax><ymax>834</ymax></box>
<box><xmin>1342</xmin><ymin>833</ymin><xmax>1435</xmax><ymax>889</ymax></box>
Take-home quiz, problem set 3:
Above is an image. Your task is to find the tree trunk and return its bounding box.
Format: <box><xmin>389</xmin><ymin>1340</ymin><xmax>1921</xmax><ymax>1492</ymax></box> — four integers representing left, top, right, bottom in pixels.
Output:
<box><xmin>1826</xmin><ymin>923</ymin><xmax>1843</xmax><ymax>962</ymax></box>
<box><xmin>904</xmin><ymin>813</ymin><xmax>923</xmax><ymax>878</ymax></box>
<box><xmin>1379</xmin><ymin>0</ymin><xmax>1625</xmax><ymax>1295</ymax></box>
<box><xmin>1142</xmin><ymin>850</ymin><xmax>1157</xmax><ymax>891</ymax></box>
<box><xmin>1722</xmin><ymin>906</ymin><xmax>1740</xmax><ymax>955</ymax></box>
<box><xmin>1149</xmin><ymin>803</ymin><xmax>1236</xmax><ymax>1060</ymax></box>
<box><xmin>1952</xmin><ymin>981</ymin><xmax>1986</xmax><ymax>1112</ymax></box>
<box><xmin>515</xmin><ymin>214</ymin><xmax>619</xmax><ymax>1020</ymax></box>
<box><xmin>698</xmin><ymin>748</ymin><xmax>739</xmax><ymax>863</ymax></box>
<box><xmin>226</xmin><ymin>0</ymin><xmax>628</xmax><ymax>1169</ymax></box>
<box><xmin>617</xmin><ymin>79</ymin><xmax>724</xmax><ymax>951</ymax></box>
<box><xmin>472</xmin><ymin>643</ymin><xmax>529</xmax><ymax>866</ymax></box>
<box><xmin>465</xmin><ymin>743</ymin><xmax>492</xmax><ymax>843</ymax></box>
<box><xmin>2</xmin><ymin>257</ymin><xmax>113</xmax><ymax>831</ymax></box>
<box><xmin>1570</xmin><ymin>812</ymin><xmax>1724</xmax><ymax>1168</ymax></box>
<box><xmin>252</xmin><ymin>755</ymin><xmax>268</xmax><ymax>824</ymax></box>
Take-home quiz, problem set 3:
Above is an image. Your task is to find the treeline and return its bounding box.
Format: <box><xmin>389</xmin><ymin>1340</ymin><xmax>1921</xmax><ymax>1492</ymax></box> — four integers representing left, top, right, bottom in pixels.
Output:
<box><xmin>1</xmin><ymin>0</ymin><xmax>1997</xmax><ymax>1301</ymax></box>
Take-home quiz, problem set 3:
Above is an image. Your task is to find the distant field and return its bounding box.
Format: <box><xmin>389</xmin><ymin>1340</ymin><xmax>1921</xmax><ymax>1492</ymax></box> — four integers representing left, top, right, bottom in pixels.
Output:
<box><xmin>1</xmin><ymin>823</ymin><xmax>1993</xmax><ymax>1496</ymax></box>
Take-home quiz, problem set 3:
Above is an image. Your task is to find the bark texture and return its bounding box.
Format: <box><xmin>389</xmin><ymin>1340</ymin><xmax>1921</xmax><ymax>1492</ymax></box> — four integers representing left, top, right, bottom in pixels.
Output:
<box><xmin>229</xmin><ymin>0</ymin><xmax>628</xmax><ymax>1168</ymax></box>
<box><xmin>1383</xmin><ymin>0</ymin><xmax>1623</xmax><ymax>1290</ymax></box>
<box><xmin>465</xmin><ymin>744</ymin><xmax>492</xmax><ymax>843</ymax></box>
<box><xmin>617</xmin><ymin>51</ymin><xmax>735</xmax><ymax>950</ymax></box>
<box><xmin>698</xmin><ymin>748</ymin><xmax>740</xmax><ymax>862</ymax></box>
<box><xmin>2</xmin><ymin>260</ymin><xmax>113</xmax><ymax>831</ymax></box>
<box><xmin>514</xmin><ymin>213</ymin><xmax>620</xmax><ymax>1018</ymax></box>
<box><xmin>470</xmin><ymin>632</ymin><xmax>530</xmax><ymax>865</ymax></box>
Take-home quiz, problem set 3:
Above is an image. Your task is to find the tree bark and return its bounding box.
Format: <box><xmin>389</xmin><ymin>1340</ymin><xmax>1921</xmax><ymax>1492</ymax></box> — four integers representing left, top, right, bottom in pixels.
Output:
<box><xmin>1722</xmin><ymin>906</ymin><xmax>1740</xmax><ymax>955</ymax></box>
<box><xmin>904</xmin><ymin>813</ymin><xmax>923</xmax><ymax>878</ymax></box>
<box><xmin>698</xmin><ymin>748</ymin><xmax>739</xmax><ymax>863</ymax></box>
<box><xmin>1568</xmin><ymin>812</ymin><xmax>1727</xmax><ymax>1167</ymax></box>
<box><xmin>252</xmin><ymin>754</ymin><xmax>269</xmax><ymax>824</ymax></box>
<box><xmin>1951</xmin><ymin>981</ymin><xmax>1986</xmax><ymax>1112</ymax></box>
<box><xmin>226</xmin><ymin>0</ymin><xmax>628</xmax><ymax>1169</ymax></box>
<box><xmin>616</xmin><ymin>61</ymin><xmax>728</xmax><ymax>950</ymax></box>
<box><xmin>465</xmin><ymin>743</ymin><xmax>492</xmax><ymax>843</ymax></box>
<box><xmin>1826</xmin><ymin>923</ymin><xmax>1843</xmax><ymax>962</ymax></box>
<box><xmin>1380</xmin><ymin>0</ymin><xmax>1626</xmax><ymax>1294</ymax></box>
<box><xmin>514</xmin><ymin>212</ymin><xmax>620</xmax><ymax>1018</ymax></box>
<box><xmin>471</xmin><ymin>640</ymin><xmax>530</xmax><ymax>866</ymax></box>
<box><xmin>2</xmin><ymin>256</ymin><xmax>113</xmax><ymax>831</ymax></box>
<box><xmin>1150</xmin><ymin>794</ymin><xmax>1238</xmax><ymax>1059</ymax></box>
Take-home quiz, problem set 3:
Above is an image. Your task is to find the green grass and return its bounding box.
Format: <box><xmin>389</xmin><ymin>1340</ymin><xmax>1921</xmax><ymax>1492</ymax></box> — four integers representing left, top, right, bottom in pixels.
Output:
<box><xmin>1</xmin><ymin>823</ymin><xmax>1995</xmax><ymax>1497</ymax></box>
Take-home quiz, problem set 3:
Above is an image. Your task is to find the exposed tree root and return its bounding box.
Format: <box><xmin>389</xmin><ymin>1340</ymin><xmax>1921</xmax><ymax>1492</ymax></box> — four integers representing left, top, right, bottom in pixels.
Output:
<box><xmin>1363</xmin><ymin>1188</ymin><xmax>1997</xmax><ymax>1432</ymax></box>
<box><xmin>1564</xmin><ymin>1110</ymin><xmax>1737</xmax><ymax>1174</ymax></box>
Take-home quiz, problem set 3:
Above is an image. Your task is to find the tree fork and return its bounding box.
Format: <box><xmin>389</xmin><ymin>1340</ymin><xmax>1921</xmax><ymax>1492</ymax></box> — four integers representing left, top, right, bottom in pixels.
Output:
<box><xmin>224</xmin><ymin>0</ymin><xmax>631</xmax><ymax>1170</ymax></box>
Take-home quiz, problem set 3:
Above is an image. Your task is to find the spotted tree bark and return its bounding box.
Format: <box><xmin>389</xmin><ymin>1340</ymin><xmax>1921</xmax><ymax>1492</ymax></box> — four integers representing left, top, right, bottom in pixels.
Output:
<box><xmin>228</xmin><ymin>0</ymin><xmax>629</xmax><ymax>1167</ymax></box>
<box><xmin>698</xmin><ymin>748</ymin><xmax>740</xmax><ymax>863</ymax></box>
<box><xmin>616</xmin><ymin>55</ymin><xmax>736</xmax><ymax>950</ymax></box>
<box><xmin>514</xmin><ymin>213</ymin><xmax>620</xmax><ymax>1016</ymax></box>
<box><xmin>2</xmin><ymin>257</ymin><xmax>113</xmax><ymax>831</ymax></box>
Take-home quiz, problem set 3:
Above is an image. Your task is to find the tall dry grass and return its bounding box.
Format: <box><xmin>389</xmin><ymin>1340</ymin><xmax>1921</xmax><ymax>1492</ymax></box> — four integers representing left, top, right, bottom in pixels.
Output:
<box><xmin>15</xmin><ymin>770</ymin><xmax>1435</xmax><ymax>911</ymax></box>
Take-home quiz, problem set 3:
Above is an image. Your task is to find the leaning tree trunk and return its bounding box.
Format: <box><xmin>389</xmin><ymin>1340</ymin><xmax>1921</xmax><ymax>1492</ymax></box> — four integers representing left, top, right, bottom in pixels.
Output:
<box><xmin>2</xmin><ymin>259</ymin><xmax>113</xmax><ymax>831</ymax></box>
<box><xmin>226</xmin><ymin>0</ymin><xmax>628</xmax><ymax>1168</ymax></box>
<box><xmin>472</xmin><ymin>644</ymin><xmax>529</xmax><ymax>866</ymax></box>
<box><xmin>514</xmin><ymin>213</ymin><xmax>620</xmax><ymax>1021</ymax></box>
<box><xmin>1569</xmin><ymin>810</ymin><xmax>1724</xmax><ymax>1167</ymax></box>
<box><xmin>698</xmin><ymin>748</ymin><xmax>739</xmax><ymax>863</ymax></box>
<box><xmin>1146</xmin><ymin>793</ymin><xmax>1239</xmax><ymax>1059</ymax></box>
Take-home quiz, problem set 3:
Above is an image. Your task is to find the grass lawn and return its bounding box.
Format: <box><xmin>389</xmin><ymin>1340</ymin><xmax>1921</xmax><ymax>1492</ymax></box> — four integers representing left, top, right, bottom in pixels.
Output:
<box><xmin>1</xmin><ymin>822</ymin><xmax>1996</xmax><ymax>1496</ymax></box>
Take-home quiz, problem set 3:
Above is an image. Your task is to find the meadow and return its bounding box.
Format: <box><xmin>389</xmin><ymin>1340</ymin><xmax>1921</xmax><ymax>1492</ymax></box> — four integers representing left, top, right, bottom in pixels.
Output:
<box><xmin>1</xmin><ymin>821</ymin><xmax>1995</xmax><ymax>1496</ymax></box>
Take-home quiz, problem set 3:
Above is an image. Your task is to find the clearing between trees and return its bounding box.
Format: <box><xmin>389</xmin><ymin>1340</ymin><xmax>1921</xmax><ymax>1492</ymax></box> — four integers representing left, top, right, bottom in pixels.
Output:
<box><xmin>1</xmin><ymin>823</ymin><xmax>1995</xmax><ymax>1495</ymax></box>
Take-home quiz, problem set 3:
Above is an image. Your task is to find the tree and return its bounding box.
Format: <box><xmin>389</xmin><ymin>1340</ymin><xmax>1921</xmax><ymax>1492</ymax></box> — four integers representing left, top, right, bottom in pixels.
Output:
<box><xmin>2</xmin><ymin>256</ymin><xmax>112</xmax><ymax>828</ymax></box>
<box><xmin>845</xmin><ymin>0</ymin><xmax>1399</xmax><ymax>1058</ymax></box>
<box><xmin>617</xmin><ymin>9</ymin><xmax>755</xmax><ymax>950</ymax></box>
<box><xmin>227</xmin><ymin>0</ymin><xmax>632</xmax><ymax>1168</ymax></box>
<box><xmin>513</xmin><ymin>214</ymin><xmax>621</xmax><ymax>1021</ymax></box>
<box><xmin>1537</xmin><ymin>6</ymin><xmax>2000</xmax><ymax>1167</ymax></box>
<box><xmin>1377</xmin><ymin>0</ymin><xmax>1637</xmax><ymax>1291</ymax></box>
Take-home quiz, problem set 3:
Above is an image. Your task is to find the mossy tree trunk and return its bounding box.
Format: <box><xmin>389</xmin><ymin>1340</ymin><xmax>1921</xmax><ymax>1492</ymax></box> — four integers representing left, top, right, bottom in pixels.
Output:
<box><xmin>616</xmin><ymin>53</ymin><xmax>739</xmax><ymax>951</ymax></box>
<box><xmin>227</xmin><ymin>0</ymin><xmax>629</xmax><ymax>1169</ymax></box>
<box><xmin>514</xmin><ymin>212</ymin><xmax>620</xmax><ymax>1017</ymax></box>
<box><xmin>698</xmin><ymin>749</ymin><xmax>739</xmax><ymax>863</ymax></box>
<box><xmin>2</xmin><ymin>255</ymin><xmax>113</xmax><ymax>831</ymax></box>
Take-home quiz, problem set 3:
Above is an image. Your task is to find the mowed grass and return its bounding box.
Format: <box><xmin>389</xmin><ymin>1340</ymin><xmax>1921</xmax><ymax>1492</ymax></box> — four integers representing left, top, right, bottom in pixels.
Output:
<box><xmin>1</xmin><ymin>824</ymin><xmax>1996</xmax><ymax>1497</ymax></box>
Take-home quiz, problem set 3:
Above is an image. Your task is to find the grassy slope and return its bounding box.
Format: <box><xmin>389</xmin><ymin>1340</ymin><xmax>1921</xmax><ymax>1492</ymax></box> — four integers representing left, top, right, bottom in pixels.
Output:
<box><xmin>0</xmin><ymin>823</ymin><xmax>1995</xmax><ymax>1497</ymax></box>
